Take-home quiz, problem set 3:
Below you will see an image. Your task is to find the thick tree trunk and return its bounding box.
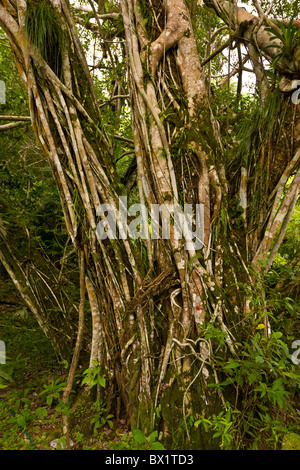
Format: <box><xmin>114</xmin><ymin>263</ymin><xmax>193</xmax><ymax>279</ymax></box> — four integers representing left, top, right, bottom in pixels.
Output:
<box><xmin>0</xmin><ymin>0</ymin><xmax>299</xmax><ymax>449</ymax></box>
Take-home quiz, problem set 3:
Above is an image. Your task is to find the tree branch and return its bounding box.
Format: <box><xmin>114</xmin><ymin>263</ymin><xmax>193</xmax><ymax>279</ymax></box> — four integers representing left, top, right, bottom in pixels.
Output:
<box><xmin>0</xmin><ymin>121</ymin><xmax>28</xmax><ymax>131</ymax></box>
<box><xmin>0</xmin><ymin>115</ymin><xmax>31</xmax><ymax>121</ymax></box>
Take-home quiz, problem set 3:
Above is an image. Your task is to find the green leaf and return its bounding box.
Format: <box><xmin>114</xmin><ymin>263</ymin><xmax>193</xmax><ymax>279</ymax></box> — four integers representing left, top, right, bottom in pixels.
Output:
<box><xmin>282</xmin><ymin>371</ymin><xmax>300</xmax><ymax>381</ymax></box>
<box><xmin>149</xmin><ymin>430</ymin><xmax>158</xmax><ymax>444</ymax></box>
<box><xmin>60</xmin><ymin>360</ymin><xmax>68</xmax><ymax>369</ymax></box>
<box><xmin>188</xmin><ymin>253</ymin><xmax>203</xmax><ymax>268</ymax></box>
<box><xmin>265</xmin><ymin>26</ymin><xmax>284</xmax><ymax>41</ymax></box>
<box><xmin>224</xmin><ymin>360</ymin><xmax>240</xmax><ymax>370</ymax></box>
<box><xmin>262</xmin><ymin>43</ymin><xmax>282</xmax><ymax>50</ymax></box>
<box><xmin>248</xmin><ymin>371</ymin><xmax>261</xmax><ymax>384</ymax></box>
<box><xmin>16</xmin><ymin>415</ymin><xmax>26</xmax><ymax>428</ymax></box>
<box><xmin>46</xmin><ymin>396</ymin><xmax>53</xmax><ymax>406</ymax></box>
<box><xmin>81</xmin><ymin>376</ymin><xmax>89</xmax><ymax>385</ymax></box>
<box><xmin>0</xmin><ymin>383</ymin><xmax>10</xmax><ymax>389</ymax></box>
<box><xmin>36</xmin><ymin>407</ymin><xmax>48</xmax><ymax>420</ymax></box>
<box><xmin>99</xmin><ymin>375</ymin><xmax>106</xmax><ymax>388</ymax></box>
<box><xmin>255</xmin><ymin>355</ymin><xmax>265</xmax><ymax>364</ymax></box>
<box><xmin>150</xmin><ymin>441</ymin><xmax>165</xmax><ymax>450</ymax></box>
<box><xmin>272</xmin><ymin>54</ymin><xmax>284</xmax><ymax>67</ymax></box>
<box><xmin>0</xmin><ymin>368</ymin><xmax>13</xmax><ymax>383</ymax></box>
<box><xmin>272</xmin><ymin>331</ymin><xmax>283</xmax><ymax>340</ymax></box>
<box><xmin>132</xmin><ymin>429</ymin><xmax>147</xmax><ymax>444</ymax></box>
<box><xmin>155</xmin><ymin>404</ymin><xmax>161</xmax><ymax>418</ymax></box>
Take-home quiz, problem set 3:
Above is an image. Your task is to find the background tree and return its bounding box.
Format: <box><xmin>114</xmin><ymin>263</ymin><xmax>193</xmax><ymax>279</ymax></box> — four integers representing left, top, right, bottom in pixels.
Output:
<box><xmin>0</xmin><ymin>0</ymin><xmax>299</xmax><ymax>449</ymax></box>
<box><xmin>0</xmin><ymin>26</ymin><xmax>83</xmax><ymax>360</ymax></box>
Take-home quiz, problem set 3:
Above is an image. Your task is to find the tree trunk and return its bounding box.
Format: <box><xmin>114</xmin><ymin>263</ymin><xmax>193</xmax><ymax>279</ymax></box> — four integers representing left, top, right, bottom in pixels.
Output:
<box><xmin>0</xmin><ymin>0</ymin><xmax>299</xmax><ymax>449</ymax></box>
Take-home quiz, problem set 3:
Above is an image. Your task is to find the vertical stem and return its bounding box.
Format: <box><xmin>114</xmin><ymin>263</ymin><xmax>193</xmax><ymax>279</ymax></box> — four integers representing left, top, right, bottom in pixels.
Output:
<box><xmin>86</xmin><ymin>274</ymin><xmax>102</xmax><ymax>369</ymax></box>
<box><xmin>62</xmin><ymin>249</ymin><xmax>86</xmax><ymax>445</ymax></box>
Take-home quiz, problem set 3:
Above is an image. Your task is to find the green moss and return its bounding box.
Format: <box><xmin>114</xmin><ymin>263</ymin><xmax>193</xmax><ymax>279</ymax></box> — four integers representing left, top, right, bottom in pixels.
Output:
<box><xmin>68</xmin><ymin>394</ymin><xmax>94</xmax><ymax>437</ymax></box>
<box><xmin>157</xmin><ymin>365</ymin><xmax>221</xmax><ymax>450</ymax></box>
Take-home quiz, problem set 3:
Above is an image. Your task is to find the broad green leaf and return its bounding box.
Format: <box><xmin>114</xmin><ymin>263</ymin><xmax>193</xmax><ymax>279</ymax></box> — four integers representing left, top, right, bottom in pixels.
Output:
<box><xmin>99</xmin><ymin>375</ymin><xmax>106</xmax><ymax>388</ymax></box>
<box><xmin>0</xmin><ymin>368</ymin><xmax>13</xmax><ymax>383</ymax></box>
<box><xmin>149</xmin><ymin>430</ymin><xmax>158</xmax><ymax>444</ymax></box>
<box><xmin>224</xmin><ymin>360</ymin><xmax>240</xmax><ymax>370</ymax></box>
<box><xmin>255</xmin><ymin>355</ymin><xmax>265</xmax><ymax>364</ymax></box>
<box><xmin>132</xmin><ymin>429</ymin><xmax>146</xmax><ymax>444</ymax></box>
<box><xmin>16</xmin><ymin>415</ymin><xmax>26</xmax><ymax>428</ymax></box>
<box><xmin>150</xmin><ymin>441</ymin><xmax>165</xmax><ymax>450</ymax></box>
<box><xmin>81</xmin><ymin>376</ymin><xmax>89</xmax><ymax>385</ymax></box>
<box><xmin>0</xmin><ymin>383</ymin><xmax>10</xmax><ymax>389</ymax></box>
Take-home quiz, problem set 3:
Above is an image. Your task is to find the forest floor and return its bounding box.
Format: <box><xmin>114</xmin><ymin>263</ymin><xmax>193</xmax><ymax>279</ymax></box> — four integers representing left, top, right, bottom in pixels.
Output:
<box><xmin>1</xmin><ymin>269</ymin><xmax>300</xmax><ymax>451</ymax></box>
<box><xmin>0</xmin><ymin>270</ymin><xmax>135</xmax><ymax>451</ymax></box>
